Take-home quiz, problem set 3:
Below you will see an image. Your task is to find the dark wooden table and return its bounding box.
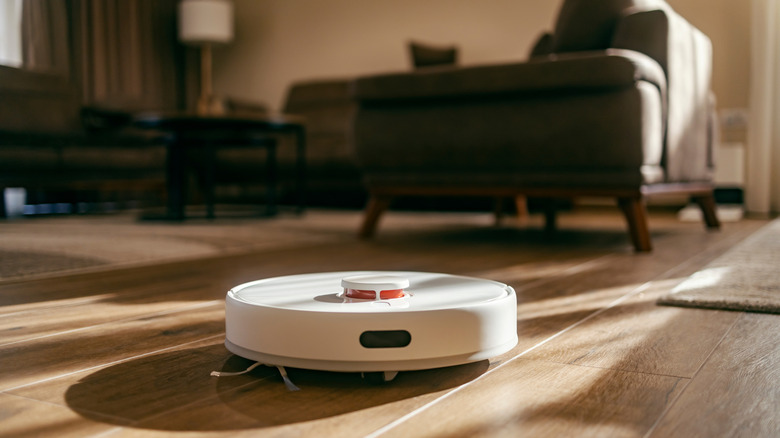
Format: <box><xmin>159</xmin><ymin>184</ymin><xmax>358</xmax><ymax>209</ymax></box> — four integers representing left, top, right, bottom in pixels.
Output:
<box><xmin>134</xmin><ymin>112</ymin><xmax>306</xmax><ymax>220</ymax></box>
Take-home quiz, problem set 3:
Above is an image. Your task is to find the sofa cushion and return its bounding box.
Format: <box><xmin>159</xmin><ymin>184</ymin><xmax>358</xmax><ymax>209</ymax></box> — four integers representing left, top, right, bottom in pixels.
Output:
<box><xmin>283</xmin><ymin>79</ymin><xmax>353</xmax><ymax>106</ymax></box>
<box><xmin>408</xmin><ymin>41</ymin><xmax>458</xmax><ymax>69</ymax></box>
<box><xmin>552</xmin><ymin>0</ymin><xmax>657</xmax><ymax>52</ymax></box>
<box><xmin>353</xmin><ymin>49</ymin><xmax>666</xmax><ymax>102</ymax></box>
<box><xmin>354</xmin><ymin>80</ymin><xmax>664</xmax><ymax>187</ymax></box>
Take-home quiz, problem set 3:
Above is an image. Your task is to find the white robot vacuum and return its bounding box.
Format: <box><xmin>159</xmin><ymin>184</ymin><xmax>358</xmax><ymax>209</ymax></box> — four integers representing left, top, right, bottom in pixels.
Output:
<box><xmin>224</xmin><ymin>271</ymin><xmax>518</xmax><ymax>383</ymax></box>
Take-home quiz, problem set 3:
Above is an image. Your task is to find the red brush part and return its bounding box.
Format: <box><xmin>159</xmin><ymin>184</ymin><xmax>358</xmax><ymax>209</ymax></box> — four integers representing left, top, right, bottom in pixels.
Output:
<box><xmin>345</xmin><ymin>288</ymin><xmax>405</xmax><ymax>300</ymax></box>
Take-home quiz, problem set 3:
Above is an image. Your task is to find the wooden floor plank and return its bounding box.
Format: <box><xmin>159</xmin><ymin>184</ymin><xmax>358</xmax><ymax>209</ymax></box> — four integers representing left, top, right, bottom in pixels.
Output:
<box><xmin>0</xmin><ymin>264</ymin><xmax>222</xmax><ymax>309</ymax></box>
<box><xmin>0</xmin><ymin>286</ymin><xmax>219</xmax><ymax>347</ymax></box>
<box><xmin>648</xmin><ymin>312</ymin><xmax>780</xmax><ymax>438</ymax></box>
<box><xmin>7</xmin><ymin>337</ymin><xmax>271</xmax><ymax>426</ymax></box>
<box><xmin>522</xmin><ymin>279</ymin><xmax>741</xmax><ymax>378</ymax></box>
<box><xmin>355</xmin><ymin>217</ymin><xmax>768</xmax><ymax>437</ymax></box>
<box><xmin>0</xmin><ymin>393</ymin><xmax>122</xmax><ymax>438</ymax></box>
<box><xmin>375</xmin><ymin>358</ymin><xmax>688</xmax><ymax>438</ymax></box>
<box><xmin>0</xmin><ymin>304</ymin><xmax>224</xmax><ymax>391</ymax></box>
<box><xmin>125</xmin><ymin>362</ymin><xmax>489</xmax><ymax>436</ymax></box>
<box><xmin>478</xmin><ymin>218</ymin><xmax>763</xmax><ymax>368</ymax></box>
<box><xmin>11</xmin><ymin>333</ymin><xmax>491</xmax><ymax>435</ymax></box>
<box><xmin>0</xmin><ymin>208</ymin><xmax>772</xmax><ymax>437</ymax></box>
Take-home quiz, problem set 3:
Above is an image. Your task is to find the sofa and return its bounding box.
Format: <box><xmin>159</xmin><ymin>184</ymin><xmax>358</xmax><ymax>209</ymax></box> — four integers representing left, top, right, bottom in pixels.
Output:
<box><xmin>349</xmin><ymin>0</ymin><xmax>720</xmax><ymax>252</ymax></box>
<box><xmin>276</xmin><ymin>79</ymin><xmax>364</xmax><ymax>206</ymax></box>
<box><xmin>0</xmin><ymin>107</ymin><xmax>166</xmax><ymax>216</ymax></box>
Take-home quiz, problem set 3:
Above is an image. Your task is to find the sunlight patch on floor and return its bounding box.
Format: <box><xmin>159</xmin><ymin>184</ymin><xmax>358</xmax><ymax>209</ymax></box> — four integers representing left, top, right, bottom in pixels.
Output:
<box><xmin>671</xmin><ymin>266</ymin><xmax>731</xmax><ymax>293</ymax></box>
<box><xmin>515</xmin><ymin>278</ymin><xmax>682</xmax><ymax>322</ymax></box>
<box><xmin>475</xmin><ymin>255</ymin><xmax>612</xmax><ymax>286</ymax></box>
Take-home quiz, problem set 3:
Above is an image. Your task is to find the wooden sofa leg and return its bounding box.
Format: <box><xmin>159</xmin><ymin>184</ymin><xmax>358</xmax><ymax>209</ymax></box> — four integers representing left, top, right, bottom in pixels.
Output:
<box><xmin>493</xmin><ymin>197</ymin><xmax>504</xmax><ymax>226</ymax></box>
<box><xmin>359</xmin><ymin>195</ymin><xmax>392</xmax><ymax>239</ymax></box>
<box><xmin>618</xmin><ymin>197</ymin><xmax>652</xmax><ymax>252</ymax></box>
<box><xmin>0</xmin><ymin>187</ymin><xmax>6</xmax><ymax>218</ymax></box>
<box><xmin>692</xmin><ymin>194</ymin><xmax>721</xmax><ymax>230</ymax></box>
<box><xmin>494</xmin><ymin>195</ymin><xmax>529</xmax><ymax>226</ymax></box>
<box><xmin>515</xmin><ymin>195</ymin><xmax>529</xmax><ymax>218</ymax></box>
<box><xmin>543</xmin><ymin>199</ymin><xmax>557</xmax><ymax>234</ymax></box>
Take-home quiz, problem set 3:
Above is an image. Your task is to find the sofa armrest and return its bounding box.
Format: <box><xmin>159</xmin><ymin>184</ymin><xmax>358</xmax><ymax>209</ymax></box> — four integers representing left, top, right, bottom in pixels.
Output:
<box><xmin>612</xmin><ymin>9</ymin><xmax>670</xmax><ymax>74</ymax></box>
<box><xmin>614</xmin><ymin>6</ymin><xmax>713</xmax><ymax>182</ymax></box>
<box><xmin>283</xmin><ymin>79</ymin><xmax>354</xmax><ymax>111</ymax></box>
<box><xmin>352</xmin><ymin>49</ymin><xmax>666</xmax><ymax>102</ymax></box>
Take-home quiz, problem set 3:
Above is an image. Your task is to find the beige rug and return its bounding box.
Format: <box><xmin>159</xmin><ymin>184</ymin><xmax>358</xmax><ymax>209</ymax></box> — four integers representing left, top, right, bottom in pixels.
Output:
<box><xmin>658</xmin><ymin>218</ymin><xmax>780</xmax><ymax>314</ymax></box>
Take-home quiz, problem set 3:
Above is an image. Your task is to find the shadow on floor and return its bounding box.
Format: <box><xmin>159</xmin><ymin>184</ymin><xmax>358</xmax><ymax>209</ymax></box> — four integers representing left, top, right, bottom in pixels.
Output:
<box><xmin>65</xmin><ymin>343</ymin><xmax>489</xmax><ymax>431</ymax></box>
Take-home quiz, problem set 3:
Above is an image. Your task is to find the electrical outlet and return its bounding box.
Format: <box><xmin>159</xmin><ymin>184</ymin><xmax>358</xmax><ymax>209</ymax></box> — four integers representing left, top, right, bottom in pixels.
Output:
<box><xmin>720</xmin><ymin>108</ymin><xmax>749</xmax><ymax>128</ymax></box>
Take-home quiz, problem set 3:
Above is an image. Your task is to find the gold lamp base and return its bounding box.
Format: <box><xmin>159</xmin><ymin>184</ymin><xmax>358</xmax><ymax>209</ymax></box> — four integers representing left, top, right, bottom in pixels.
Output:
<box><xmin>195</xmin><ymin>43</ymin><xmax>226</xmax><ymax>116</ymax></box>
<box><xmin>196</xmin><ymin>94</ymin><xmax>226</xmax><ymax>116</ymax></box>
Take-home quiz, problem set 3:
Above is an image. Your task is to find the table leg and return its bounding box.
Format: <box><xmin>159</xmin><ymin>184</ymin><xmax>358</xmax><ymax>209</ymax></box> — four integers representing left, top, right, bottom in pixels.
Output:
<box><xmin>204</xmin><ymin>143</ymin><xmax>216</xmax><ymax>220</ymax></box>
<box><xmin>0</xmin><ymin>188</ymin><xmax>7</xmax><ymax>218</ymax></box>
<box><xmin>295</xmin><ymin>126</ymin><xmax>306</xmax><ymax>214</ymax></box>
<box><xmin>265</xmin><ymin>141</ymin><xmax>277</xmax><ymax>216</ymax></box>
<box><xmin>165</xmin><ymin>139</ymin><xmax>187</xmax><ymax>220</ymax></box>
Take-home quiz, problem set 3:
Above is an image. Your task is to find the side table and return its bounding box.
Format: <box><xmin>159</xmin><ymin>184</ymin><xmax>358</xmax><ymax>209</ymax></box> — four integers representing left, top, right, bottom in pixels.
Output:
<box><xmin>134</xmin><ymin>112</ymin><xmax>306</xmax><ymax>220</ymax></box>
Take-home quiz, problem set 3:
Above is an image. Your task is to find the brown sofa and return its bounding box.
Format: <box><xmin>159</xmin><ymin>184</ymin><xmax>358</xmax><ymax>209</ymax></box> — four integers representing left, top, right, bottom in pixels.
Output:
<box><xmin>0</xmin><ymin>108</ymin><xmax>166</xmax><ymax>216</ymax></box>
<box><xmin>350</xmin><ymin>0</ymin><xmax>720</xmax><ymax>252</ymax></box>
<box><xmin>279</xmin><ymin>79</ymin><xmax>364</xmax><ymax>206</ymax></box>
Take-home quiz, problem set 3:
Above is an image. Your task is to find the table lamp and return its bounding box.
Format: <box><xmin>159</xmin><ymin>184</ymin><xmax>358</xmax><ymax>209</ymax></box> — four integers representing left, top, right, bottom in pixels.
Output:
<box><xmin>178</xmin><ymin>0</ymin><xmax>234</xmax><ymax>115</ymax></box>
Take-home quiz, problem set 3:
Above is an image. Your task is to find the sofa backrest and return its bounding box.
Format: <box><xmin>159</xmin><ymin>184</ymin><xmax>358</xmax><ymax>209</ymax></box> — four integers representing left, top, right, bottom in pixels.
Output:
<box><xmin>553</xmin><ymin>0</ymin><xmax>636</xmax><ymax>52</ymax></box>
<box><xmin>551</xmin><ymin>0</ymin><xmax>713</xmax><ymax>182</ymax></box>
<box><xmin>551</xmin><ymin>0</ymin><xmax>670</xmax><ymax>52</ymax></box>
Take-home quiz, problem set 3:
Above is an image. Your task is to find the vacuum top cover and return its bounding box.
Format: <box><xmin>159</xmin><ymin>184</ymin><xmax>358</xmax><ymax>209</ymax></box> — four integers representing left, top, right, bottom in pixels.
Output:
<box><xmin>228</xmin><ymin>271</ymin><xmax>512</xmax><ymax>312</ymax></box>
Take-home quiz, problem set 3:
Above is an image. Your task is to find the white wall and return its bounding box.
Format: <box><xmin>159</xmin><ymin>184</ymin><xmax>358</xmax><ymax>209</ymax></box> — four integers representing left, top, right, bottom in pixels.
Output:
<box><xmin>214</xmin><ymin>0</ymin><xmax>752</xmax><ymax>117</ymax></box>
<box><xmin>214</xmin><ymin>0</ymin><xmax>560</xmax><ymax>111</ymax></box>
<box><xmin>667</xmin><ymin>0</ymin><xmax>751</xmax><ymax>111</ymax></box>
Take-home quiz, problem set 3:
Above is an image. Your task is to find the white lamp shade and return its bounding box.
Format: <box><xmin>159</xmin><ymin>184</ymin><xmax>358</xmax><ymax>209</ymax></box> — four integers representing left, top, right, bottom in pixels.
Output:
<box><xmin>178</xmin><ymin>0</ymin><xmax>234</xmax><ymax>45</ymax></box>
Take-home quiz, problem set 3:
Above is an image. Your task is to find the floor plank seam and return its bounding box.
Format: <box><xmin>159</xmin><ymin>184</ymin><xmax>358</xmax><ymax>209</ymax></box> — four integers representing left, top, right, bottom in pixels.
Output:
<box><xmin>3</xmin><ymin>333</ymin><xmax>226</xmax><ymax>393</ymax></box>
<box><xmin>363</xmin><ymin>280</ymin><xmax>655</xmax><ymax>438</ymax></box>
<box><xmin>527</xmin><ymin>356</ymin><xmax>697</xmax><ymax>380</ymax></box>
<box><xmin>88</xmin><ymin>426</ymin><xmax>127</xmax><ymax>438</ymax></box>
<box><xmin>0</xmin><ymin>294</ymin><xmax>117</xmax><ymax>319</ymax></box>
<box><xmin>0</xmin><ymin>300</ymin><xmax>223</xmax><ymax>348</ymax></box>
<box><xmin>641</xmin><ymin>312</ymin><xmax>743</xmax><ymax>438</ymax></box>
<box><xmin>504</xmin><ymin>254</ymin><xmax>617</xmax><ymax>293</ymax></box>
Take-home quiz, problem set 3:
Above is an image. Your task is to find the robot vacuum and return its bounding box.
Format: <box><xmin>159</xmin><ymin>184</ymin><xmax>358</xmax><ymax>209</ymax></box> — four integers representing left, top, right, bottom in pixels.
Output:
<box><xmin>224</xmin><ymin>271</ymin><xmax>518</xmax><ymax>382</ymax></box>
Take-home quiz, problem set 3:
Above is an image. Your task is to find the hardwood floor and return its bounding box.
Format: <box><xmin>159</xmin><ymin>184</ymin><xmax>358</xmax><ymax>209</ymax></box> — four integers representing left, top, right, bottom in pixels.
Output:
<box><xmin>0</xmin><ymin>207</ymin><xmax>777</xmax><ymax>437</ymax></box>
